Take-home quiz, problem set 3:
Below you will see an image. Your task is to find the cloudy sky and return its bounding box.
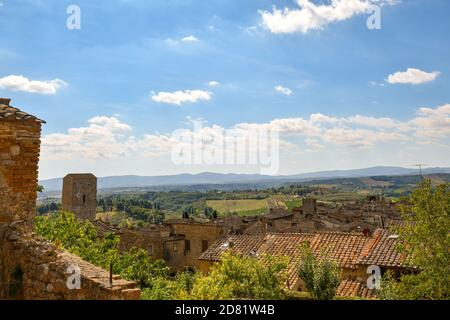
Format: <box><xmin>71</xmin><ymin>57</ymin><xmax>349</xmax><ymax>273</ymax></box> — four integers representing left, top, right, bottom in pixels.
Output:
<box><xmin>1</xmin><ymin>0</ymin><xmax>449</xmax><ymax>179</ymax></box>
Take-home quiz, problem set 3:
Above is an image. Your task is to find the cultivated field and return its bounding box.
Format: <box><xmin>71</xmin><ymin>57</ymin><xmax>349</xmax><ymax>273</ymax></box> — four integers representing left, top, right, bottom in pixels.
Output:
<box><xmin>206</xmin><ymin>199</ymin><xmax>268</xmax><ymax>215</ymax></box>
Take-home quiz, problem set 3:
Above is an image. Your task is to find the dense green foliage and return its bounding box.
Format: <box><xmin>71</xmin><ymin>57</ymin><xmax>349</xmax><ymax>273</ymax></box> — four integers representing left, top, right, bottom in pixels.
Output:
<box><xmin>35</xmin><ymin>212</ymin><xmax>169</xmax><ymax>290</ymax></box>
<box><xmin>98</xmin><ymin>197</ymin><xmax>165</xmax><ymax>224</ymax></box>
<box><xmin>35</xmin><ymin>212</ymin><xmax>290</xmax><ymax>300</ymax></box>
<box><xmin>190</xmin><ymin>252</ymin><xmax>289</xmax><ymax>300</ymax></box>
<box><xmin>381</xmin><ymin>181</ymin><xmax>450</xmax><ymax>300</ymax></box>
<box><xmin>37</xmin><ymin>202</ymin><xmax>61</xmax><ymax>215</ymax></box>
<box><xmin>298</xmin><ymin>243</ymin><xmax>340</xmax><ymax>300</ymax></box>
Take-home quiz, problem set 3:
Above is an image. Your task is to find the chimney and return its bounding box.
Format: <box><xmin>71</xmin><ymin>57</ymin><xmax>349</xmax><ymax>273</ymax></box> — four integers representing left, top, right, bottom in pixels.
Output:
<box><xmin>0</xmin><ymin>98</ymin><xmax>11</xmax><ymax>106</ymax></box>
<box><xmin>379</xmin><ymin>215</ymin><xmax>385</xmax><ymax>229</ymax></box>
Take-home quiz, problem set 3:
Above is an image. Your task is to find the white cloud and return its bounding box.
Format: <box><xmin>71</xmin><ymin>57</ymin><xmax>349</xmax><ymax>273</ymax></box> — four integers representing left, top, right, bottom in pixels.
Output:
<box><xmin>387</xmin><ymin>68</ymin><xmax>440</xmax><ymax>85</ymax></box>
<box><xmin>208</xmin><ymin>81</ymin><xmax>220</xmax><ymax>87</ymax></box>
<box><xmin>260</xmin><ymin>0</ymin><xmax>398</xmax><ymax>34</ymax></box>
<box><xmin>164</xmin><ymin>38</ymin><xmax>178</xmax><ymax>45</ymax></box>
<box><xmin>322</xmin><ymin>127</ymin><xmax>408</xmax><ymax>148</ymax></box>
<box><xmin>344</xmin><ymin>115</ymin><xmax>400</xmax><ymax>128</ymax></box>
<box><xmin>275</xmin><ymin>85</ymin><xmax>293</xmax><ymax>96</ymax></box>
<box><xmin>0</xmin><ymin>75</ymin><xmax>67</xmax><ymax>94</ymax></box>
<box><xmin>305</xmin><ymin>138</ymin><xmax>325</xmax><ymax>151</ymax></box>
<box><xmin>165</xmin><ymin>35</ymin><xmax>199</xmax><ymax>45</ymax></box>
<box><xmin>42</xmin><ymin>116</ymin><xmax>132</xmax><ymax>160</ymax></box>
<box><xmin>181</xmin><ymin>35</ymin><xmax>199</xmax><ymax>42</ymax></box>
<box><xmin>151</xmin><ymin>90</ymin><xmax>213</xmax><ymax>106</ymax></box>
<box><xmin>41</xmin><ymin>104</ymin><xmax>450</xmax><ymax>161</ymax></box>
<box><xmin>411</xmin><ymin>104</ymin><xmax>450</xmax><ymax>139</ymax></box>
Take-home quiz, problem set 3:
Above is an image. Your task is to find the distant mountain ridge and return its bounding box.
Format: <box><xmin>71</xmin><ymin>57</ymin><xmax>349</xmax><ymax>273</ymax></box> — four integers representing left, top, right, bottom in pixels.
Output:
<box><xmin>39</xmin><ymin>166</ymin><xmax>450</xmax><ymax>192</ymax></box>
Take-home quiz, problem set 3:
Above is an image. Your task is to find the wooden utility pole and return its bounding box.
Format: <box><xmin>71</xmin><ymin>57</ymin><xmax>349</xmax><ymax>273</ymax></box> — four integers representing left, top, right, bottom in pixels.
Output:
<box><xmin>109</xmin><ymin>261</ymin><xmax>113</xmax><ymax>288</ymax></box>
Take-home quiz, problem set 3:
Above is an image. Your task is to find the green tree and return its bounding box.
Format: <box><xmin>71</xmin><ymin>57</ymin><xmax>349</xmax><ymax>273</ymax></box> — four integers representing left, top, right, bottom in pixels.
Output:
<box><xmin>35</xmin><ymin>212</ymin><xmax>169</xmax><ymax>291</ymax></box>
<box><xmin>297</xmin><ymin>242</ymin><xmax>340</xmax><ymax>300</ymax></box>
<box><xmin>381</xmin><ymin>181</ymin><xmax>450</xmax><ymax>300</ymax></box>
<box><xmin>141</xmin><ymin>270</ymin><xmax>199</xmax><ymax>300</ymax></box>
<box><xmin>190</xmin><ymin>252</ymin><xmax>288</xmax><ymax>300</ymax></box>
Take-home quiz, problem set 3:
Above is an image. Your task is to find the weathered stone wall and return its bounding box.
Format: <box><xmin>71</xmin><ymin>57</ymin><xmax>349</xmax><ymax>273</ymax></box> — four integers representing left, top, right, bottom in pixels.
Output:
<box><xmin>62</xmin><ymin>174</ymin><xmax>97</xmax><ymax>221</ymax></box>
<box><xmin>164</xmin><ymin>238</ymin><xmax>187</xmax><ymax>271</ymax></box>
<box><xmin>0</xmin><ymin>222</ymin><xmax>140</xmax><ymax>300</ymax></box>
<box><xmin>301</xmin><ymin>198</ymin><xmax>317</xmax><ymax>217</ymax></box>
<box><xmin>168</xmin><ymin>221</ymin><xmax>224</xmax><ymax>269</ymax></box>
<box><xmin>0</xmin><ymin>119</ymin><xmax>41</xmax><ymax>225</ymax></box>
<box><xmin>119</xmin><ymin>227</ymin><xmax>166</xmax><ymax>260</ymax></box>
<box><xmin>1</xmin><ymin>109</ymin><xmax>140</xmax><ymax>300</ymax></box>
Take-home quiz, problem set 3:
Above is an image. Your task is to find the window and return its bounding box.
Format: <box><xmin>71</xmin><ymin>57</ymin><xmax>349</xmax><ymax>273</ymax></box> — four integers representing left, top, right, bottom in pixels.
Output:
<box><xmin>82</xmin><ymin>195</ymin><xmax>86</xmax><ymax>204</ymax></box>
<box><xmin>173</xmin><ymin>243</ymin><xmax>178</xmax><ymax>253</ymax></box>
<box><xmin>202</xmin><ymin>240</ymin><xmax>209</xmax><ymax>253</ymax></box>
<box><xmin>185</xmin><ymin>240</ymin><xmax>191</xmax><ymax>252</ymax></box>
<box><xmin>148</xmin><ymin>245</ymin><xmax>153</xmax><ymax>256</ymax></box>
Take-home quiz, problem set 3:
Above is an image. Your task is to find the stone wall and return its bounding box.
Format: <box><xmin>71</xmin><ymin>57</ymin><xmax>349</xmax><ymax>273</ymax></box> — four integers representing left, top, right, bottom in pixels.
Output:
<box><xmin>168</xmin><ymin>221</ymin><xmax>224</xmax><ymax>270</ymax></box>
<box><xmin>119</xmin><ymin>227</ymin><xmax>168</xmax><ymax>260</ymax></box>
<box><xmin>1</xmin><ymin>106</ymin><xmax>140</xmax><ymax>300</ymax></box>
<box><xmin>164</xmin><ymin>237</ymin><xmax>187</xmax><ymax>271</ymax></box>
<box><xmin>301</xmin><ymin>198</ymin><xmax>317</xmax><ymax>217</ymax></box>
<box><xmin>0</xmin><ymin>222</ymin><xmax>139</xmax><ymax>300</ymax></box>
<box><xmin>0</xmin><ymin>119</ymin><xmax>41</xmax><ymax>225</ymax></box>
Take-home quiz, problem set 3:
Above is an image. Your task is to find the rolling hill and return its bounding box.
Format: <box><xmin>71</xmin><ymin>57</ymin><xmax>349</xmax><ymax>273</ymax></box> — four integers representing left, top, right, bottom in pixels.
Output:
<box><xmin>39</xmin><ymin>166</ymin><xmax>450</xmax><ymax>192</ymax></box>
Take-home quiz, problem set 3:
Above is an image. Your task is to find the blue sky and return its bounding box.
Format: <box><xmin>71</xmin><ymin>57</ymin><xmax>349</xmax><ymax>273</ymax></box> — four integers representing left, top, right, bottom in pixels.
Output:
<box><xmin>1</xmin><ymin>0</ymin><xmax>449</xmax><ymax>179</ymax></box>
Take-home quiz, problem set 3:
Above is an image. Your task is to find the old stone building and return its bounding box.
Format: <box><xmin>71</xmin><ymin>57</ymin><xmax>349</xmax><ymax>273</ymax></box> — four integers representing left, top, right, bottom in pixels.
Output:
<box><xmin>163</xmin><ymin>219</ymin><xmax>224</xmax><ymax>271</ymax></box>
<box><xmin>119</xmin><ymin>224</ymin><xmax>171</xmax><ymax>260</ymax></box>
<box><xmin>92</xmin><ymin>216</ymin><xmax>225</xmax><ymax>272</ymax></box>
<box><xmin>0</xmin><ymin>99</ymin><xmax>139</xmax><ymax>300</ymax></box>
<box><xmin>0</xmin><ymin>98</ymin><xmax>43</xmax><ymax>226</ymax></box>
<box><xmin>62</xmin><ymin>173</ymin><xmax>97</xmax><ymax>221</ymax></box>
<box><xmin>292</xmin><ymin>198</ymin><xmax>317</xmax><ymax>218</ymax></box>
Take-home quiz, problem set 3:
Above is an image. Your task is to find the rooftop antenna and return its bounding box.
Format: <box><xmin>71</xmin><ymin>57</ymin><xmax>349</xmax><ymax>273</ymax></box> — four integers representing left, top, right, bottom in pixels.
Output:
<box><xmin>413</xmin><ymin>164</ymin><xmax>428</xmax><ymax>180</ymax></box>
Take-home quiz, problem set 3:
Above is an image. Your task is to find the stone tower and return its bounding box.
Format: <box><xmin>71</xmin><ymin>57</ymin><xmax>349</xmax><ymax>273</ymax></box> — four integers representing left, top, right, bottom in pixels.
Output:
<box><xmin>62</xmin><ymin>174</ymin><xmax>97</xmax><ymax>221</ymax></box>
<box><xmin>301</xmin><ymin>198</ymin><xmax>317</xmax><ymax>217</ymax></box>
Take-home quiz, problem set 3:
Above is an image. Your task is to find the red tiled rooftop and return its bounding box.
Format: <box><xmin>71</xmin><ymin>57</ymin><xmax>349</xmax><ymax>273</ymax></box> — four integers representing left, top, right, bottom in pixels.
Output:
<box><xmin>337</xmin><ymin>279</ymin><xmax>377</xmax><ymax>299</ymax></box>
<box><xmin>92</xmin><ymin>220</ymin><xmax>122</xmax><ymax>237</ymax></box>
<box><xmin>309</xmin><ymin>232</ymin><xmax>369</xmax><ymax>269</ymax></box>
<box><xmin>0</xmin><ymin>101</ymin><xmax>45</xmax><ymax>123</ymax></box>
<box><xmin>358</xmin><ymin>228</ymin><xmax>407</xmax><ymax>267</ymax></box>
<box><xmin>198</xmin><ymin>235</ymin><xmax>266</xmax><ymax>261</ymax></box>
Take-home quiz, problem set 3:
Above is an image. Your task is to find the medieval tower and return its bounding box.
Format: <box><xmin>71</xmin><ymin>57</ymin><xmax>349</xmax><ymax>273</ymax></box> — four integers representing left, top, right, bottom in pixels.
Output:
<box><xmin>62</xmin><ymin>173</ymin><xmax>97</xmax><ymax>221</ymax></box>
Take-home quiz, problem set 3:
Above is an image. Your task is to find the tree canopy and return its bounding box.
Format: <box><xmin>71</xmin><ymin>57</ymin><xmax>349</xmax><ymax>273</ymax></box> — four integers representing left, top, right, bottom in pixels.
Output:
<box><xmin>381</xmin><ymin>181</ymin><xmax>450</xmax><ymax>300</ymax></box>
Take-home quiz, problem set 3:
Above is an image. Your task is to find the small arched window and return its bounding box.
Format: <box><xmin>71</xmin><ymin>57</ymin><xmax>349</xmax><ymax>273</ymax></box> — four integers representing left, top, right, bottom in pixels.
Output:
<box><xmin>83</xmin><ymin>195</ymin><xmax>86</xmax><ymax>204</ymax></box>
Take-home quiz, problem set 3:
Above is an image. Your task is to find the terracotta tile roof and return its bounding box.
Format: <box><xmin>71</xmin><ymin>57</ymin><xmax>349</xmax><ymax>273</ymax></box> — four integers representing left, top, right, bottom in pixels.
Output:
<box><xmin>337</xmin><ymin>279</ymin><xmax>377</xmax><ymax>299</ymax></box>
<box><xmin>199</xmin><ymin>228</ymin><xmax>408</xmax><ymax>294</ymax></box>
<box><xmin>0</xmin><ymin>102</ymin><xmax>45</xmax><ymax>123</ymax></box>
<box><xmin>198</xmin><ymin>235</ymin><xmax>265</xmax><ymax>261</ymax></box>
<box><xmin>165</xmin><ymin>235</ymin><xmax>186</xmax><ymax>241</ymax></box>
<box><xmin>165</xmin><ymin>218</ymin><xmax>221</xmax><ymax>227</ymax></box>
<box><xmin>243</xmin><ymin>221</ymin><xmax>278</xmax><ymax>235</ymax></box>
<box><xmin>309</xmin><ymin>232</ymin><xmax>369</xmax><ymax>269</ymax></box>
<box><xmin>92</xmin><ymin>220</ymin><xmax>122</xmax><ymax>237</ymax></box>
<box><xmin>265</xmin><ymin>209</ymin><xmax>293</xmax><ymax>220</ymax></box>
<box><xmin>358</xmin><ymin>228</ymin><xmax>406</xmax><ymax>267</ymax></box>
<box><xmin>257</xmin><ymin>233</ymin><xmax>314</xmax><ymax>289</ymax></box>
